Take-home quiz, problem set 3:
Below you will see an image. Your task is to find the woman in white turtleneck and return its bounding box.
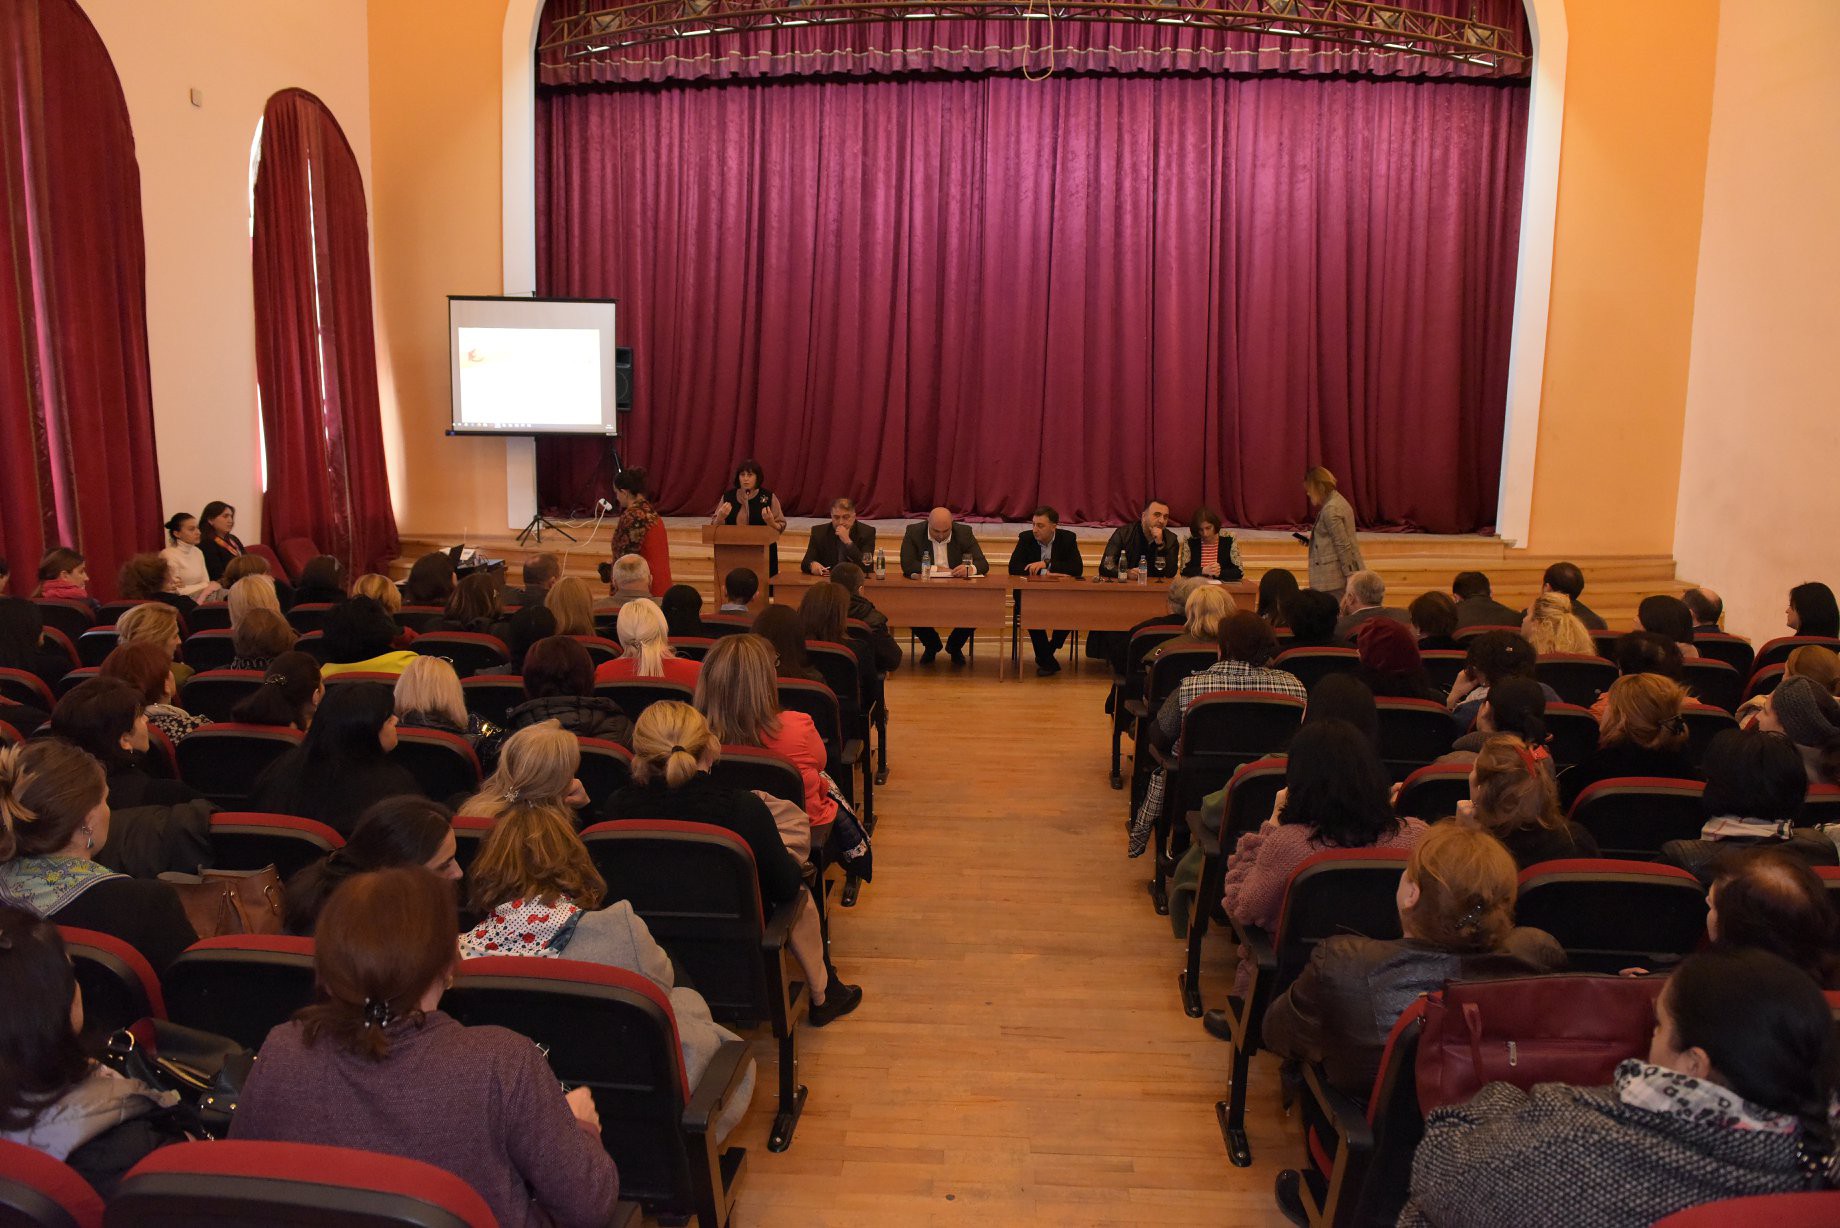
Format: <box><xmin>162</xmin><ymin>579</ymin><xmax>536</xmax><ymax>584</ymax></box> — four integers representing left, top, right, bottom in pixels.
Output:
<box><xmin>159</xmin><ymin>513</ymin><xmax>219</xmax><ymax>600</ymax></box>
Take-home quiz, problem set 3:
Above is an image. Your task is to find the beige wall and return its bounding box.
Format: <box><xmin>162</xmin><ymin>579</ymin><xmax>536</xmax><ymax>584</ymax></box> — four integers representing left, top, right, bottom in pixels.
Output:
<box><xmin>1674</xmin><ymin>0</ymin><xmax>1840</xmax><ymax>642</ymax></box>
<box><xmin>78</xmin><ymin>0</ymin><xmax>373</xmax><ymax>545</ymax></box>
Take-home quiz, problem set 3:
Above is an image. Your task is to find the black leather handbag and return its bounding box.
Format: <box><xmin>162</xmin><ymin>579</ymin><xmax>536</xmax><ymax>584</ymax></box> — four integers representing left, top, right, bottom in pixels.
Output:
<box><xmin>104</xmin><ymin>1019</ymin><xmax>255</xmax><ymax>1138</ymax></box>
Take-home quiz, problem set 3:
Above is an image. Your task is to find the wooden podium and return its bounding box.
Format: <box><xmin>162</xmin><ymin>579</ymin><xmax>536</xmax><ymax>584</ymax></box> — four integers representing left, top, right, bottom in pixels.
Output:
<box><xmin>701</xmin><ymin>523</ymin><xmax>780</xmax><ymax>613</ymax></box>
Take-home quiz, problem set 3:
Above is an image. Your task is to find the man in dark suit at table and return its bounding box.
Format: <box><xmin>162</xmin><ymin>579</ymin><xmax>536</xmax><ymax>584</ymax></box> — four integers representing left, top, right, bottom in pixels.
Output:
<box><xmin>802</xmin><ymin>497</ymin><xmax>877</xmax><ymax>576</ymax></box>
<box><xmin>1008</xmin><ymin>505</ymin><xmax>1085</xmax><ymax>675</ymax></box>
<box><xmin>900</xmin><ymin>507</ymin><xmax>989</xmax><ymax>665</ymax></box>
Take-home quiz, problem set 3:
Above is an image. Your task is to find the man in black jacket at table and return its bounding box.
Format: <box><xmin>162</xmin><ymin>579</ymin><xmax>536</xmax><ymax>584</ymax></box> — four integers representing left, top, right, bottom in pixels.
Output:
<box><xmin>1008</xmin><ymin>506</ymin><xmax>1085</xmax><ymax>675</ymax></box>
<box><xmin>801</xmin><ymin>498</ymin><xmax>877</xmax><ymax>576</ymax></box>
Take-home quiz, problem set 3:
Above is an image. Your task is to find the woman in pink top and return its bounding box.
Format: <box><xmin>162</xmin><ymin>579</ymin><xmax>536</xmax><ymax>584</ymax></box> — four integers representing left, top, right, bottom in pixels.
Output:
<box><xmin>696</xmin><ymin>634</ymin><xmax>838</xmax><ymax>829</ymax></box>
<box><xmin>594</xmin><ymin>598</ymin><xmax>701</xmax><ymax>687</ymax></box>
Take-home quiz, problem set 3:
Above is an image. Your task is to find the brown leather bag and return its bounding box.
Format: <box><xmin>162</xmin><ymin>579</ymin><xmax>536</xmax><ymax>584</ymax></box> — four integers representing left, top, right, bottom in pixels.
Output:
<box><xmin>165</xmin><ymin>866</ymin><xmax>285</xmax><ymax>939</ymax></box>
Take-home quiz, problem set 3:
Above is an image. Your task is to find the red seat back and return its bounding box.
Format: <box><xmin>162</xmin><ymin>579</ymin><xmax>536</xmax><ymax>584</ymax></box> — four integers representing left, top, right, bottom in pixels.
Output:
<box><xmin>1533</xmin><ymin>654</ymin><xmax>1619</xmax><ymax>707</ymax></box>
<box><xmin>1691</xmin><ymin>631</ymin><xmax>1754</xmax><ymax>678</ymax></box>
<box><xmin>1273</xmin><ymin>849</ymin><xmax>1411</xmax><ymax>992</ymax></box>
<box><xmin>277</xmin><ymin>537</ymin><xmax>321</xmax><ymax>582</ymax></box>
<box><xmin>1272</xmin><ymin>646</ymin><xmax>1360</xmax><ymax>693</ymax></box>
<box><xmin>58</xmin><ymin>926</ymin><xmax>166</xmax><ymax>1034</ymax></box>
<box><xmin>0</xmin><ymin>1138</ymin><xmax>103</xmax><ymax>1228</ymax></box>
<box><xmin>411</xmin><ymin>632</ymin><xmax>509</xmax><ymax>675</ymax></box>
<box><xmin>177</xmin><ymin>669</ymin><xmax>267</xmax><ymax>723</ymax></box>
<box><xmin>175</xmin><ymin>723</ymin><xmax>303</xmax><ymax>808</ymax></box>
<box><xmin>1654</xmin><ymin>1192</ymin><xmax>1840</xmax><ymax>1227</ymax></box>
<box><xmin>0</xmin><ymin>667</ymin><xmax>54</xmax><ymax>711</ymax></box>
<box><xmin>1373</xmin><ymin>698</ymin><xmax>1457</xmax><ymax>779</ymax></box>
<box><xmin>459</xmin><ymin>675</ymin><xmax>524</xmax><ymax>726</ymax></box>
<box><xmin>163</xmin><ymin>935</ymin><xmax>317</xmax><ymax>1050</ymax></box>
<box><xmin>707</xmin><ymin>745</ymin><xmax>803</xmax><ymax>811</ymax></box>
<box><xmin>575</xmin><ymin>737</ymin><xmax>634</xmax><ymax>810</ymax></box>
<box><xmin>593</xmin><ymin>677</ymin><xmax>693</xmax><ymax>723</ymax></box>
<box><xmin>1568</xmin><ymin>777</ymin><xmax>1707</xmax><ymax>860</ymax></box>
<box><xmin>209</xmin><ymin>813</ymin><xmax>344</xmax><ymax>880</ymax></box>
<box><xmin>1393</xmin><ymin>762</ymin><xmax>1471</xmax><ymax>823</ymax></box>
<box><xmin>390</xmin><ymin>727</ymin><xmax>481</xmax><ymax>802</ymax></box>
<box><xmin>178</xmin><ymin>628</ymin><xmax>237</xmax><ymax>672</ymax></box>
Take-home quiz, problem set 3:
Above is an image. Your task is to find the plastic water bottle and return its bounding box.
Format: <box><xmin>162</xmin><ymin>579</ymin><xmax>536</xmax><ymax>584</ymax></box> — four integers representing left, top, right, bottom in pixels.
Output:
<box><xmin>923</xmin><ymin>546</ymin><xmax>933</xmax><ymax>578</ymax></box>
<box><xmin>874</xmin><ymin>548</ymin><xmax>886</xmax><ymax>580</ymax></box>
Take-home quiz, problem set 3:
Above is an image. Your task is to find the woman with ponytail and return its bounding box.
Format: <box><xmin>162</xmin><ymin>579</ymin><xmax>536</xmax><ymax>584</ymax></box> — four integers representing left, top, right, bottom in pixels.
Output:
<box><xmin>603</xmin><ymin>701</ymin><xmax>862</xmax><ymax>1026</ymax></box>
<box><xmin>594</xmin><ymin>598</ymin><xmax>699</xmax><ymax>686</ymax></box>
<box><xmin>1460</xmin><ymin>733</ymin><xmax>1599</xmax><ymax>867</ymax></box>
<box><xmin>1402</xmin><ymin>947</ymin><xmax>1840</xmax><ymax>1227</ymax></box>
<box><xmin>282</xmin><ymin>797</ymin><xmax>460</xmax><ymax>935</ymax></box>
<box><xmin>455</xmin><ymin>721</ymin><xmax>588</xmax><ymax>825</ymax></box>
<box><xmin>1262</xmin><ymin>822</ymin><xmax>1564</xmax><ymax>1104</ymax></box>
<box><xmin>229</xmin><ymin>651</ymin><xmax>322</xmax><ymax>731</ymax></box>
<box><xmin>0</xmin><ymin>741</ymin><xmax>195</xmax><ymax>971</ymax></box>
<box><xmin>233</xmin><ymin>867</ymin><xmax>620</xmax><ymax>1228</ymax></box>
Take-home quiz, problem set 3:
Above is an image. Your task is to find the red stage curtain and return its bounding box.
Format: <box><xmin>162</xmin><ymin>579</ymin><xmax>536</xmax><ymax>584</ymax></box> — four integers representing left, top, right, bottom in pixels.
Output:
<box><xmin>252</xmin><ymin>89</ymin><xmax>398</xmax><ymax>575</ymax></box>
<box><xmin>536</xmin><ymin>71</ymin><xmax>1526</xmax><ymax>531</ymax></box>
<box><xmin>0</xmin><ymin>0</ymin><xmax>162</xmax><ymax>599</ymax></box>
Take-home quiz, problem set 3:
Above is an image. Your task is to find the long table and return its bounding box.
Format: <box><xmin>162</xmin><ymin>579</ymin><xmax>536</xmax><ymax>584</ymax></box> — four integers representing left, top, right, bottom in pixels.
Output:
<box><xmin>772</xmin><ymin>572</ymin><xmax>1256</xmax><ymax>680</ymax></box>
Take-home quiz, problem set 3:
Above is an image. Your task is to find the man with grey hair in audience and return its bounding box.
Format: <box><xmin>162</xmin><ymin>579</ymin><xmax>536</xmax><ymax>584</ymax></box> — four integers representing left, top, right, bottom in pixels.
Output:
<box><xmin>1334</xmin><ymin>570</ymin><xmax>1410</xmax><ymax>642</ymax></box>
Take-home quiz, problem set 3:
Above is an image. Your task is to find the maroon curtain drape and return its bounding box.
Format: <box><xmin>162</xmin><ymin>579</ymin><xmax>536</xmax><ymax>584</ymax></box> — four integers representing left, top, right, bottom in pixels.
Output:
<box><xmin>536</xmin><ymin>71</ymin><xmax>1525</xmax><ymax>531</ymax></box>
<box><xmin>0</xmin><ymin>0</ymin><xmax>161</xmax><ymax>600</ymax></box>
<box><xmin>252</xmin><ymin>89</ymin><xmax>398</xmax><ymax>574</ymax></box>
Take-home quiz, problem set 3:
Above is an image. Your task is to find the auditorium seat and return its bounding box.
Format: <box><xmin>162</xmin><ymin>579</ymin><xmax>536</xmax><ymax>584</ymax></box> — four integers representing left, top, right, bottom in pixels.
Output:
<box><xmin>668</xmin><ymin>636</ymin><xmax>716</xmax><ymax>661</ymax></box>
<box><xmin>583</xmin><ymin>819</ymin><xmax>808</xmax><ymax>1151</ymax></box>
<box><xmin>564</xmin><ymin>634</ymin><xmax>617</xmax><ymax>667</ymax></box>
<box><xmin>59</xmin><ymin>926</ymin><xmax>166</xmax><ymax>1038</ymax></box>
<box><xmin>40</xmin><ymin>628</ymin><xmax>78</xmax><ymax>672</ymax></box>
<box><xmin>394</xmin><ymin>605</ymin><xmax>447</xmax><ymax>634</ymax></box>
<box><xmin>176</xmin><ymin>724</ymin><xmax>303</xmax><ymax>807</ymax></box>
<box><xmin>809</xmin><ymin>639</ymin><xmax>881</xmax><ymax>790</ymax></box>
<box><xmin>1568</xmin><ymin>777</ymin><xmax>1707</xmax><ymax>860</ymax></box>
<box><xmin>1690</xmin><ymin>632</ymin><xmax>1754</xmax><ymax>678</ymax></box>
<box><xmin>185</xmin><ymin>603</ymin><xmax>231</xmax><ymax>632</ymax></box>
<box><xmin>1179</xmin><ymin>756</ymin><xmax>1285</xmax><ymax>1018</ymax></box>
<box><xmin>1124</xmin><ymin>644</ymin><xmax>1217</xmax><ymax>804</ymax></box>
<box><xmin>31</xmin><ymin>598</ymin><xmax>94</xmax><ymax>643</ymax></box>
<box><xmin>1218</xmin><ymin>848</ymin><xmax>1411</xmax><ymax>1167</ymax></box>
<box><xmin>1515</xmin><ymin>859</ymin><xmax>1707</xmax><ymax>973</ymax></box>
<box><xmin>55</xmin><ymin>666</ymin><xmax>99</xmax><ymax>698</ymax></box>
<box><xmin>1452</xmin><ymin>624</ymin><xmax>1520</xmax><ymax>644</ymax></box>
<box><xmin>1752</xmin><ymin>635</ymin><xmax>1840</xmax><ymax>675</ymax></box>
<box><xmin>698</xmin><ymin>613</ymin><xmax>752</xmax><ymax>637</ymax></box>
<box><xmin>575</xmin><ymin>737</ymin><xmax>635</xmax><ymax>810</ymax></box>
<box><xmin>708</xmin><ymin>745</ymin><xmax>804</xmax><ymax>812</ymax></box>
<box><xmin>178</xmin><ymin>628</ymin><xmax>236</xmax><ymax>672</ymax></box>
<box><xmin>143</xmin><ymin>727</ymin><xmax>179</xmax><ymax>781</ymax></box>
<box><xmin>1418</xmin><ymin>649</ymin><xmax>1467</xmax><ymax>693</ymax></box>
<box><xmin>450</xmin><ymin>814</ymin><xmax>493</xmax><ymax>872</ymax></box>
<box><xmin>1679</xmin><ymin>702</ymin><xmax>1739</xmax><ymax>764</ymax></box>
<box><xmin>1392</xmin><ymin>762</ymin><xmax>1471</xmax><ymax>823</ymax></box>
<box><xmin>110</xmin><ymin>1140</ymin><xmax>496</xmax><ymax>1228</ymax></box>
<box><xmin>74</xmin><ymin>628</ymin><xmax>119</xmax><ymax>668</ymax></box>
<box><xmin>0</xmin><ymin>667</ymin><xmax>54</xmax><ymax>710</ymax></box>
<box><xmin>1655</xmin><ymin>1192</ymin><xmax>1840</xmax><ymax>1227</ymax></box>
<box><xmin>294</xmin><ymin>629</ymin><xmax>327</xmax><ymax>662</ymax></box>
<box><xmin>243</xmin><ymin>543</ymin><xmax>288</xmax><ymax>580</ymax></box>
<box><xmin>1372</xmin><ymin>698</ymin><xmax>1457</xmax><ymax>780</ymax></box>
<box><xmin>1814</xmin><ymin>866</ymin><xmax>1840</xmax><ymax>907</ymax></box>
<box><xmin>444</xmin><ymin>959</ymin><xmax>750</xmax><ymax>1226</ymax></box>
<box><xmin>459</xmin><ymin>674</ymin><xmax>525</xmax><ymax>725</ymax></box>
<box><xmin>1533</xmin><ymin>654</ymin><xmax>1618</xmax><ymax>707</ymax></box>
<box><xmin>209</xmin><ymin>813</ymin><xmax>344</xmax><ymax>880</ymax></box>
<box><xmin>1543</xmin><ymin>702</ymin><xmax>1601</xmax><ymax>768</ymax></box>
<box><xmin>594</xmin><ymin>678</ymin><xmax>694</xmax><ymax>724</ymax></box>
<box><xmin>277</xmin><ymin>536</ymin><xmax>321</xmax><ymax>581</ymax></box>
<box><xmin>1804</xmin><ymin>785</ymin><xmax>1840</xmax><ymax>826</ymax></box>
<box><xmin>164</xmin><ymin>935</ymin><xmax>317</xmax><ymax>1049</ymax></box>
<box><xmin>0</xmin><ymin>719</ymin><xmax>21</xmax><ymax>746</ymax></box>
<box><xmin>96</xmin><ymin>599</ymin><xmax>157</xmax><ymax>630</ymax></box>
<box><xmin>389</xmin><ymin>727</ymin><xmax>481</xmax><ymax>803</ymax></box>
<box><xmin>1742</xmin><ymin>662</ymin><xmax>1785</xmax><ymax>703</ymax></box>
<box><xmin>284</xmin><ymin>602</ymin><xmax>336</xmax><ymax>634</ymax></box>
<box><xmin>1292</xmin><ymin>997</ymin><xmax>1426</xmax><ymax>1228</ymax></box>
<box><xmin>178</xmin><ymin>669</ymin><xmax>266</xmax><ymax>722</ymax></box>
<box><xmin>411</xmin><ymin>632</ymin><xmax>509</xmax><ymax>676</ymax></box>
<box><xmin>1271</xmin><ymin>646</ymin><xmax>1360</xmax><ymax>694</ymax></box>
<box><xmin>318</xmin><ymin>670</ymin><xmax>400</xmax><ymax>688</ymax></box>
<box><xmin>776</xmin><ymin>679</ymin><xmax>865</xmax><ymax>818</ymax></box>
<box><xmin>1110</xmin><ymin>626</ymin><xmax>1183</xmax><ymax>783</ymax></box>
<box><xmin>0</xmin><ymin>1137</ymin><xmax>104</xmax><ymax>1228</ymax></box>
<box><xmin>1679</xmin><ymin>658</ymin><xmax>1742</xmax><ymax>713</ymax></box>
<box><xmin>1588</xmin><ymin>629</ymin><xmax>1622</xmax><ymax>660</ymax></box>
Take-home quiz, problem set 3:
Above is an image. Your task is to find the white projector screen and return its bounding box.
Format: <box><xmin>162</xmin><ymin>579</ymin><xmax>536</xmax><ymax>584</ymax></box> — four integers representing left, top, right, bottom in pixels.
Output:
<box><xmin>447</xmin><ymin>296</ymin><xmax>618</xmax><ymax>435</ymax></box>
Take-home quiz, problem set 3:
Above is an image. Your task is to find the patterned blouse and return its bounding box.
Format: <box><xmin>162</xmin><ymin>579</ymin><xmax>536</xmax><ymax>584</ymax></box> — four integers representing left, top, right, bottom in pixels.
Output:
<box><xmin>611</xmin><ymin>496</ymin><xmax>658</xmax><ymax>558</ymax></box>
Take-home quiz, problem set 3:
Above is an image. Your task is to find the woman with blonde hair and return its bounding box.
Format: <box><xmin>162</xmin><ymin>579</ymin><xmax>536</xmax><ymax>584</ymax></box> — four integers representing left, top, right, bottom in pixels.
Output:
<box><xmin>393</xmin><ymin>654</ymin><xmax>502</xmax><ymax>769</ymax></box>
<box><xmin>602</xmin><ymin>701</ymin><xmax>863</xmax><ymax>1026</ymax></box>
<box><xmin>350</xmin><ymin>573</ymin><xmax>403</xmax><ymax>616</ymax></box>
<box><xmin>596</xmin><ymin>598</ymin><xmax>699</xmax><ymax>686</ymax></box>
<box><xmin>544</xmin><ymin>575</ymin><xmax>596</xmax><ymax>638</ymax></box>
<box><xmin>458</xmin><ymin>719</ymin><xmax>588</xmax><ymax>823</ymax></box>
<box><xmin>227</xmin><ymin>574</ymin><xmax>282</xmax><ymax>629</ymax></box>
<box><xmin>1303</xmin><ymin>466</ymin><xmax>1363</xmax><ymax>599</ymax></box>
<box><xmin>115</xmin><ymin>601</ymin><xmax>191</xmax><ymax>690</ymax></box>
<box><xmin>1461</xmin><ymin>734</ymin><xmax>1597</xmax><ymax>867</ymax></box>
<box><xmin>1559</xmin><ymin>673</ymin><xmax>1700</xmax><ymax>807</ymax></box>
<box><xmin>696</xmin><ymin>634</ymin><xmax>837</xmax><ymax>829</ymax></box>
<box><xmin>1521</xmin><ymin>591</ymin><xmax>1595</xmax><ymax>657</ymax></box>
<box><xmin>460</xmin><ymin>794</ymin><xmax>750</xmax><ymax>1139</ymax></box>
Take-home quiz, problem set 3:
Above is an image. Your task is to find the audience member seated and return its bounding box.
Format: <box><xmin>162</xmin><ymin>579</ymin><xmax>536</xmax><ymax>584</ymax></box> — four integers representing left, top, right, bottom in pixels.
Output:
<box><xmin>34</xmin><ymin>548</ymin><xmax>95</xmax><ymax>613</ymax></box>
<box><xmin>1585</xmin><ymin>631</ymin><xmax>1687</xmax><ymax>721</ymax></box>
<box><xmin>1263</xmin><ymin>822</ymin><xmax>1564</xmax><ymax>1105</ymax></box>
<box><xmin>608</xmin><ymin>554</ymin><xmax>653</xmax><ymax>606</ymax></box>
<box><xmin>1787</xmin><ymin>581</ymin><xmax>1840</xmax><ymax>639</ymax></box>
<box><xmin>317</xmin><ymin>597</ymin><xmax>418</xmax><ymax>679</ymax></box>
<box><xmin>502</xmin><ymin>606</ymin><xmax>557</xmax><ymax>673</ymax></box>
<box><xmin>1202</xmin><ymin>718</ymin><xmax>1429</xmax><ymax>1027</ymax></box>
<box><xmin>0</xmin><ymin>908</ymin><xmax>187</xmax><ymax>1193</ymax></box>
<box><xmin>459</xmin><ymin>721</ymin><xmax>591</xmax><ymax>832</ymax></box>
<box><xmin>1130</xmin><ymin>613</ymin><xmax>1309</xmax><ymax>857</ymax></box>
<box><xmin>230</xmin><ymin>651</ymin><xmax>323</xmax><ymax>731</ymax></box>
<box><xmin>394</xmin><ymin>654</ymin><xmax>503</xmax><ymax>770</ymax></box>
<box><xmin>195</xmin><ymin>502</ymin><xmax>245</xmax><ymax>582</ymax></box>
<box><xmin>1305</xmin><ymin>673</ymin><xmax>1380</xmax><ymax>748</ymax></box>
<box><xmin>459</xmin><ymin>786</ymin><xmax>751</xmax><ymax>1139</ymax></box>
<box><xmin>595</xmin><ymin>599</ymin><xmax>699</xmax><ymax>687</ymax></box>
<box><xmin>1527</xmin><ymin>560</ymin><xmax>1607</xmax><ymax>631</ymax></box>
<box><xmin>116</xmin><ymin>602</ymin><xmax>190</xmax><ymax>690</ymax></box>
<box><xmin>1521</xmin><ymin>591</ymin><xmax>1595</xmax><ymax>657</ymax></box>
<box><xmin>698</xmin><ymin>635</ymin><xmax>837</xmax><ymax>829</ymax></box>
<box><xmin>200</xmin><ymin>553</ymin><xmax>271</xmax><ymax>605</ymax></box>
<box><xmin>291</xmin><ymin>555</ymin><xmax>349</xmax><ymax>607</ymax></box>
<box><xmin>1683</xmin><ymin>587</ymin><xmax>1724</xmax><ymax>636</ymax></box>
<box><xmin>232</xmin><ymin>866</ymin><xmax>621</xmax><ymax>1227</ymax></box>
<box><xmin>116</xmin><ymin>553</ymin><xmax>197</xmax><ymax>620</ymax></box>
<box><xmin>1448</xmin><ymin>631</ymin><xmax>1560</xmax><ymax>731</ymax></box>
<box><xmin>1333</xmin><ymin>570</ymin><xmax>1409</xmax><ymax>642</ymax></box>
<box><xmin>350</xmin><ymin>572</ymin><xmax>405</xmax><ymax>621</ymax></box>
<box><xmin>504</xmin><ymin>637</ymin><xmax>632</xmax><ymax>746</ymax></box>
<box><xmin>1280</xmin><ymin>589</ymin><xmax>1341</xmax><ymax>650</ymax></box>
<box><xmin>1737</xmin><ymin>645</ymin><xmax>1839</xmax><ymax>728</ymax></box>
<box><xmin>52</xmin><ymin>677</ymin><xmax>203</xmax><ymax>811</ymax></box>
<box><xmin>227</xmin><ymin>573</ymin><xmax>282</xmax><ymax>629</ymax></box>
<box><xmin>1660</xmin><ymin>729</ymin><xmax>1835</xmax><ymax>884</ymax></box>
<box><xmin>226</xmin><ymin>607</ymin><xmax>298</xmax><ymax>671</ymax></box>
<box><xmin>400</xmin><ymin>552</ymin><xmax>457</xmax><ymax>608</ymax></box>
<box><xmin>1451</xmin><ymin>570</ymin><xmax>1520</xmax><ymax>630</ymax></box>
<box><xmin>1108</xmin><ymin>574</ymin><xmax>1201</xmax><ymax>678</ymax></box>
<box><xmin>0</xmin><ymin>740</ymin><xmax>196</xmax><ymax>971</ymax></box>
<box><xmin>544</xmin><ymin>576</ymin><xmax>597</xmax><ymax>638</ymax></box>
<box><xmin>1459</xmin><ymin>734</ymin><xmax>1598</xmax><ymax>866</ymax></box>
<box><xmin>429</xmin><ymin>573</ymin><xmax>509</xmax><ymax>640</ymax></box>
<box><xmin>1445</xmin><ymin>675</ymin><xmax>1550</xmax><ymax>759</ymax></box>
<box><xmin>1182</xmin><ymin>506</ymin><xmax>1244</xmax><ymax>580</ymax></box>
<box><xmin>1409</xmin><ymin>590</ymin><xmax>1461</xmax><ymax>652</ymax></box>
<box><xmin>1354</xmin><ymin>617</ymin><xmax>1446</xmax><ymax>702</ymax></box>
<box><xmin>1400</xmin><ymin>948</ymin><xmax>1839</xmax><ymax>1227</ymax></box>
<box><xmin>718</xmin><ymin>566</ymin><xmax>759</xmax><ymax>614</ymax></box>
<box><xmin>249</xmin><ymin>683</ymin><xmax>420</xmax><ymax>833</ymax></box>
<box><xmin>660</xmin><ymin>583</ymin><xmax>705</xmax><ymax>638</ymax></box>
<box><xmin>100</xmin><ymin>640</ymin><xmax>209</xmax><ymax>743</ymax></box>
<box><xmin>159</xmin><ymin>512</ymin><xmax>219</xmax><ymax>600</ymax></box>
<box><xmin>1706</xmin><ymin>847</ymin><xmax>1840</xmax><ymax>989</ymax></box>
<box><xmin>799</xmin><ymin>580</ymin><xmax>876</xmax><ymax>699</ymax></box>
<box><xmin>602</xmin><ymin>702</ymin><xmax>862</xmax><ymax>1026</ymax></box>
<box><xmin>830</xmin><ymin>563</ymin><xmax>902</xmax><ymax>675</ymax></box>
<box><xmin>1755</xmin><ymin>675</ymin><xmax>1840</xmax><ymax>786</ymax></box>
<box><xmin>283</xmin><ymin>796</ymin><xmax>460</xmax><ymax>935</ymax></box>
<box><xmin>1148</xmin><ymin>585</ymin><xmax>1234</xmax><ymax>658</ymax></box>
<box><xmin>752</xmin><ymin>606</ymin><xmax>823</xmax><ymax>684</ymax></box>
<box><xmin>1639</xmin><ymin>594</ymin><xmax>1699</xmax><ymax>659</ymax></box>
<box><xmin>0</xmin><ymin>596</ymin><xmax>74</xmax><ymax>694</ymax></box>
<box><xmin>1557</xmin><ymin>674</ymin><xmax>1701</xmax><ymax>809</ymax></box>
<box><xmin>505</xmin><ymin>553</ymin><xmax>561</xmax><ymax>609</ymax></box>
<box><xmin>1256</xmin><ymin>568</ymin><xmax>1300</xmax><ymax>628</ymax></box>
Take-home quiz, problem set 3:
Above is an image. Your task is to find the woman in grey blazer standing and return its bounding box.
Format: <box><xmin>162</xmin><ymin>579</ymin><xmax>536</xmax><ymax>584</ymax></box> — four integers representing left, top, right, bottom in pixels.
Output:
<box><xmin>1304</xmin><ymin>466</ymin><xmax>1364</xmax><ymax>598</ymax></box>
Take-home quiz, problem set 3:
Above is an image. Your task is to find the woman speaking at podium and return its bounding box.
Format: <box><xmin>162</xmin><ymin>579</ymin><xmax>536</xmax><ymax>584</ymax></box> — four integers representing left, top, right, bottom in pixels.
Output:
<box><xmin>712</xmin><ymin>459</ymin><xmax>787</xmax><ymax>577</ymax></box>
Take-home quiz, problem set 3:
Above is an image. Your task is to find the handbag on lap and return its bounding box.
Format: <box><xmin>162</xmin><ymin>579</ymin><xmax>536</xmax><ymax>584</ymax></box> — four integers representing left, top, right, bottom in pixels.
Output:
<box><xmin>160</xmin><ymin>865</ymin><xmax>285</xmax><ymax>939</ymax></box>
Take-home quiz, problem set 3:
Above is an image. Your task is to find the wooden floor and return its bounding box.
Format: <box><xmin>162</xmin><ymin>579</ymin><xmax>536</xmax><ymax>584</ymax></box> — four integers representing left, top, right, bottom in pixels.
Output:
<box><xmin>701</xmin><ymin>654</ymin><xmax>1295</xmax><ymax>1227</ymax></box>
